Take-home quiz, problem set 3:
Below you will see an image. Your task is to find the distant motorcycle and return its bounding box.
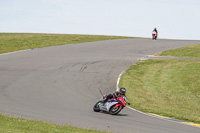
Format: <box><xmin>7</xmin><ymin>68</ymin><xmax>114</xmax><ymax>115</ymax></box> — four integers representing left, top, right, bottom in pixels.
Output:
<box><xmin>152</xmin><ymin>31</ymin><xmax>157</xmax><ymax>40</ymax></box>
<box><xmin>93</xmin><ymin>95</ymin><xmax>130</xmax><ymax>115</ymax></box>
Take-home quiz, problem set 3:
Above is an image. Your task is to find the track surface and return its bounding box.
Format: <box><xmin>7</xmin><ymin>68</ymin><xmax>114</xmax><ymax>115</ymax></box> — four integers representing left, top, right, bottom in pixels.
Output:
<box><xmin>0</xmin><ymin>39</ymin><xmax>200</xmax><ymax>133</ymax></box>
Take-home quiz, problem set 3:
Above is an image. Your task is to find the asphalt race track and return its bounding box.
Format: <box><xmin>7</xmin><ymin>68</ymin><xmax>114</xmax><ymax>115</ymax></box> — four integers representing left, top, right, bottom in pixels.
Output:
<box><xmin>0</xmin><ymin>39</ymin><xmax>200</xmax><ymax>133</ymax></box>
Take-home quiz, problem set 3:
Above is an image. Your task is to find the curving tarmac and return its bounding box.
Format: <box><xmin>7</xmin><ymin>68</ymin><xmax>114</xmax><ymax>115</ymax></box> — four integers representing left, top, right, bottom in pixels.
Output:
<box><xmin>0</xmin><ymin>39</ymin><xmax>200</xmax><ymax>133</ymax></box>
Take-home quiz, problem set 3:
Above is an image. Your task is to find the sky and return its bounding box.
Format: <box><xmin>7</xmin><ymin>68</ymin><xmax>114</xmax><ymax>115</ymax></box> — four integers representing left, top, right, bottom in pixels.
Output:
<box><xmin>1</xmin><ymin>0</ymin><xmax>200</xmax><ymax>40</ymax></box>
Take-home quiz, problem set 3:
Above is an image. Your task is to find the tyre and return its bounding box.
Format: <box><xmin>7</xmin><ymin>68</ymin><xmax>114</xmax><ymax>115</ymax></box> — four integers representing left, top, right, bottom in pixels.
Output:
<box><xmin>93</xmin><ymin>101</ymin><xmax>102</xmax><ymax>112</ymax></box>
<box><xmin>109</xmin><ymin>105</ymin><xmax>122</xmax><ymax>115</ymax></box>
<box><xmin>152</xmin><ymin>35</ymin><xmax>155</xmax><ymax>40</ymax></box>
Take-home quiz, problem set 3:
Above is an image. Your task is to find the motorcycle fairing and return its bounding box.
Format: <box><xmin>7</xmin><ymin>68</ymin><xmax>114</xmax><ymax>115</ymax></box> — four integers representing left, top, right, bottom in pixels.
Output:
<box><xmin>99</xmin><ymin>101</ymin><xmax>119</xmax><ymax>112</ymax></box>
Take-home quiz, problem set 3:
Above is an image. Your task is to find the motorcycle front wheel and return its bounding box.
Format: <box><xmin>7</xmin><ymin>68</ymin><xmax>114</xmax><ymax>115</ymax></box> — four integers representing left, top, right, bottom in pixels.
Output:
<box><xmin>93</xmin><ymin>101</ymin><xmax>102</xmax><ymax>112</ymax></box>
<box><xmin>109</xmin><ymin>105</ymin><xmax>122</xmax><ymax>115</ymax></box>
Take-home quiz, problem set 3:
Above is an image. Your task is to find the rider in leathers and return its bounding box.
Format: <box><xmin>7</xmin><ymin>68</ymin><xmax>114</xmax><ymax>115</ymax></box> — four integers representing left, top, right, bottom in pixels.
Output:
<box><xmin>102</xmin><ymin>87</ymin><xmax>126</xmax><ymax>104</ymax></box>
<box><xmin>152</xmin><ymin>28</ymin><xmax>158</xmax><ymax>39</ymax></box>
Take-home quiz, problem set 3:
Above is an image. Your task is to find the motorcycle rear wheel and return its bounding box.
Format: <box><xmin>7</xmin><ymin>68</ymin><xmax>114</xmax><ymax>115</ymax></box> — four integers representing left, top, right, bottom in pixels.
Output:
<box><xmin>109</xmin><ymin>105</ymin><xmax>122</xmax><ymax>115</ymax></box>
<box><xmin>93</xmin><ymin>101</ymin><xmax>102</xmax><ymax>112</ymax></box>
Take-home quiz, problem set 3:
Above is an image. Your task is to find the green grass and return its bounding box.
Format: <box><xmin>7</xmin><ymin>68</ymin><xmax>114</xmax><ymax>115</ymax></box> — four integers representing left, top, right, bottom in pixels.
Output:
<box><xmin>0</xmin><ymin>114</ymin><xmax>109</xmax><ymax>133</ymax></box>
<box><xmin>120</xmin><ymin>43</ymin><xmax>200</xmax><ymax>123</ymax></box>
<box><xmin>120</xmin><ymin>59</ymin><xmax>200</xmax><ymax>123</ymax></box>
<box><xmin>0</xmin><ymin>33</ymin><xmax>133</xmax><ymax>54</ymax></box>
<box><xmin>160</xmin><ymin>43</ymin><xmax>200</xmax><ymax>58</ymax></box>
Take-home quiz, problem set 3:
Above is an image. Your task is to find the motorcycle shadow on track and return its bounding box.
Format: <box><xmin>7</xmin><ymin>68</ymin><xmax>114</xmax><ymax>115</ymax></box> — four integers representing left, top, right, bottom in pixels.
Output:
<box><xmin>116</xmin><ymin>113</ymin><xmax>128</xmax><ymax>116</ymax></box>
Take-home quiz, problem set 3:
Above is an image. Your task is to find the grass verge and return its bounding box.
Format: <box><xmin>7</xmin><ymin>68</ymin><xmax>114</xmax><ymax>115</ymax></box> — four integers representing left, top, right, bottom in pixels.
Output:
<box><xmin>0</xmin><ymin>114</ymin><xmax>109</xmax><ymax>133</ymax></box>
<box><xmin>120</xmin><ymin>43</ymin><xmax>200</xmax><ymax>123</ymax></box>
<box><xmin>160</xmin><ymin>43</ymin><xmax>200</xmax><ymax>58</ymax></box>
<box><xmin>0</xmin><ymin>33</ymin><xmax>133</xmax><ymax>54</ymax></box>
<box><xmin>120</xmin><ymin>59</ymin><xmax>200</xmax><ymax>123</ymax></box>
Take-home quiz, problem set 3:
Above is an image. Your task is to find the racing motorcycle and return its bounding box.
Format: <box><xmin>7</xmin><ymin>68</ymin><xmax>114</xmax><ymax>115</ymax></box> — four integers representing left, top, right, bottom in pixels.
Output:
<box><xmin>93</xmin><ymin>95</ymin><xmax>130</xmax><ymax>115</ymax></box>
<box><xmin>152</xmin><ymin>31</ymin><xmax>157</xmax><ymax>40</ymax></box>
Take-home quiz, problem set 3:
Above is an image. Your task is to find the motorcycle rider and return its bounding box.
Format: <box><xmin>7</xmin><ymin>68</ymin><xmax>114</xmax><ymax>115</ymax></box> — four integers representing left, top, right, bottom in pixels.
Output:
<box><xmin>153</xmin><ymin>28</ymin><xmax>157</xmax><ymax>33</ymax></box>
<box><xmin>102</xmin><ymin>87</ymin><xmax>126</xmax><ymax>104</ymax></box>
<box><xmin>152</xmin><ymin>28</ymin><xmax>158</xmax><ymax>39</ymax></box>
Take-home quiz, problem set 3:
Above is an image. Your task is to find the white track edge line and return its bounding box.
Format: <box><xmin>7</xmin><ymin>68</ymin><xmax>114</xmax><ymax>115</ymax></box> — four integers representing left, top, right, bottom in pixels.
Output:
<box><xmin>116</xmin><ymin>67</ymin><xmax>200</xmax><ymax>129</ymax></box>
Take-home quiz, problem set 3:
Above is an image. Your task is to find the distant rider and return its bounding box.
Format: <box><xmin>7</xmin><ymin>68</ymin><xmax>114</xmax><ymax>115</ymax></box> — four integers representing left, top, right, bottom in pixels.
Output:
<box><xmin>102</xmin><ymin>87</ymin><xmax>126</xmax><ymax>104</ymax></box>
<box><xmin>152</xmin><ymin>28</ymin><xmax>158</xmax><ymax>40</ymax></box>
